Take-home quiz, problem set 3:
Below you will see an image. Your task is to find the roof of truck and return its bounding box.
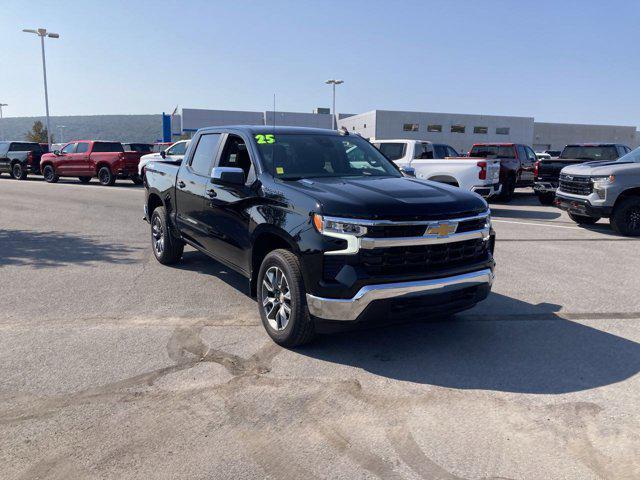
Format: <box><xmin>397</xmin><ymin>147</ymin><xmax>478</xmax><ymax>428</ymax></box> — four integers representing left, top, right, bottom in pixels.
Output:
<box><xmin>199</xmin><ymin>125</ymin><xmax>341</xmax><ymax>136</ymax></box>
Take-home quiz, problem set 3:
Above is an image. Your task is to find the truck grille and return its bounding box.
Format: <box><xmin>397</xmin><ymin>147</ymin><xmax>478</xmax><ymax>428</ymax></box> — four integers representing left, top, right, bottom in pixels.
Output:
<box><xmin>559</xmin><ymin>174</ymin><xmax>592</xmax><ymax>196</ymax></box>
<box><xmin>366</xmin><ymin>217</ymin><xmax>487</xmax><ymax>238</ymax></box>
<box><xmin>323</xmin><ymin>238</ymin><xmax>489</xmax><ymax>279</ymax></box>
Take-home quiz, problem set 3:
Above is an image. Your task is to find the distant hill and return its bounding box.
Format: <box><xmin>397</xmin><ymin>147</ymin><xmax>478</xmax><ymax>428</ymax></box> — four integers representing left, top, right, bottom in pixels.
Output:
<box><xmin>0</xmin><ymin>114</ymin><xmax>163</xmax><ymax>143</ymax></box>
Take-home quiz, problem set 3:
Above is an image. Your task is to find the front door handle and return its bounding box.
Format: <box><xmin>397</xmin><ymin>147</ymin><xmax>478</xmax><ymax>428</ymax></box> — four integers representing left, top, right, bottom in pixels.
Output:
<box><xmin>206</xmin><ymin>189</ymin><xmax>217</xmax><ymax>198</ymax></box>
<box><xmin>177</xmin><ymin>180</ymin><xmax>186</xmax><ymax>188</ymax></box>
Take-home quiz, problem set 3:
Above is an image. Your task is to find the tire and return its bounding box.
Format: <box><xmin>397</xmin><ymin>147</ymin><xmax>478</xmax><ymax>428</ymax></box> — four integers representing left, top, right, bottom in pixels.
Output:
<box><xmin>150</xmin><ymin>206</ymin><xmax>184</xmax><ymax>265</ymax></box>
<box><xmin>42</xmin><ymin>165</ymin><xmax>59</xmax><ymax>183</ymax></box>
<box><xmin>131</xmin><ymin>174</ymin><xmax>143</xmax><ymax>185</ymax></box>
<box><xmin>568</xmin><ymin>212</ymin><xmax>600</xmax><ymax>225</ymax></box>
<box><xmin>610</xmin><ymin>196</ymin><xmax>640</xmax><ymax>237</ymax></box>
<box><xmin>537</xmin><ymin>192</ymin><xmax>555</xmax><ymax>206</ymax></box>
<box><xmin>498</xmin><ymin>175</ymin><xmax>516</xmax><ymax>201</ymax></box>
<box><xmin>98</xmin><ymin>166</ymin><xmax>116</xmax><ymax>186</ymax></box>
<box><xmin>12</xmin><ymin>163</ymin><xmax>27</xmax><ymax>180</ymax></box>
<box><xmin>78</xmin><ymin>176</ymin><xmax>92</xmax><ymax>184</ymax></box>
<box><xmin>257</xmin><ymin>249</ymin><xmax>316</xmax><ymax>347</ymax></box>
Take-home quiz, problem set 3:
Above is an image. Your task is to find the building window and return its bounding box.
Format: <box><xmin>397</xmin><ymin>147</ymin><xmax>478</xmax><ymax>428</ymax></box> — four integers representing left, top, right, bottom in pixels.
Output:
<box><xmin>427</xmin><ymin>124</ymin><xmax>442</xmax><ymax>133</ymax></box>
<box><xmin>473</xmin><ymin>126</ymin><xmax>488</xmax><ymax>134</ymax></box>
<box><xmin>363</xmin><ymin>124</ymin><xmax>367</xmax><ymax>128</ymax></box>
<box><xmin>403</xmin><ymin>123</ymin><xmax>419</xmax><ymax>132</ymax></box>
<box><xmin>496</xmin><ymin>127</ymin><xmax>510</xmax><ymax>135</ymax></box>
<box><xmin>451</xmin><ymin>125</ymin><xmax>465</xmax><ymax>134</ymax></box>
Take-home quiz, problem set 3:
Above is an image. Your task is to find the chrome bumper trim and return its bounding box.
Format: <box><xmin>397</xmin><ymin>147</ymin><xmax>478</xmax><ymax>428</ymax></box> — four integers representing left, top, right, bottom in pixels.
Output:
<box><xmin>306</xmin><ymin>268</ymin><xmax>494</xmax><ymax>321</ymax></box>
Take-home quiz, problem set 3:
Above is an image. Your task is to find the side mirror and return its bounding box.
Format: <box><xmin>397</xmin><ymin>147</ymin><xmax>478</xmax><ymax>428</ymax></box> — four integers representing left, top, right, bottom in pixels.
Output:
<box><xmin>211</xmin><ymin>166</ymin><xmax>245</xmax><ymax>186</ymax></box>
<box><xmin>400</xmin><ymin>166</ymin><xmax>416</xmax><ymax>177</ymax></box>
<box><xmin>53</xmin><ymin>150</ymin><xmax>60</xmax><ymax>156</ymax></box>
<box><xmin>160</xmin><ymin>150</ymin><xmax>166</xmax><ymax>159</ymax></box>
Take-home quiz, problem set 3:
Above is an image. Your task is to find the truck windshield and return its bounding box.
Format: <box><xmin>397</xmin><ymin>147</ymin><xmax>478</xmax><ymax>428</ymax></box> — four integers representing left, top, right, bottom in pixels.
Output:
<box><xmin>560</xmin><ymin>146</ymin><xmax>618</xmax><ymax>161</ymax></box>
<box><xmin>255</xmin><ymin>133</ymin><xmax>402</xmax><ymax>180</ymax></box>
<box><xmin>93</xmin><ymin>142</ymin><xmax>124</xmax><ymax>153</ymax></box>
<box><xmin>469</xmin><ymin>145</ymin><xmax>515</xmax><ymax>158</ymax></box>
<box><xmin>617</xmin><ymin>146</ymin><xmax>640</xmax><ymax>163</ymax></box>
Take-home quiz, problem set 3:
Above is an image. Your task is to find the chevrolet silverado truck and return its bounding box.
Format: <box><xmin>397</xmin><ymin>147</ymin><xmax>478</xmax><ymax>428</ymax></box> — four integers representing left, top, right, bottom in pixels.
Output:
<box><xmin>533</xmin><ymin>143</ymin><xmax>630</xmax><ymax>205</ymax></box>
<box><xmin>555</xmin><ymin>146</ymin><xmax>640</xmax><ymax>235</ymax></box>
<box><xmin>40</xmin><ymin>140</ymin><xmax>145</xmax><ymax>185</ymax></box>
<box><xmin>144</xmin><ymin>126</ymin><xmax>496</xmax><ymax>346</ymax></box>
<box><xmin>0</xmin><ymin>141</ymin><xmax>44</xmax><ymax>179</ymax></box>
<box><xmin>373</xmin><ymin>139</ymin><xmax>501</xmax><ymax>198</ymax></box>
<box><xmin>469</xmin><ymin>143</ymin><xmax>537</xmax><ymax>200</ymax></box>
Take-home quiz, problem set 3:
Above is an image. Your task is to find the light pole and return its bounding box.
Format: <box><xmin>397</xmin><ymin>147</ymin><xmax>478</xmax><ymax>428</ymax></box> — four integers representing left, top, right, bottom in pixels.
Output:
<box><xmin>23</xmin><ymin>28</ymin><xmax>59</xmax><ymax>149</ymax></box>
<box><xmin>325</xmin><ymin>79</ymin><xmax>344</xmax><ymax>129</ymax></box>
<box><xmin>0</xmin><ymin>103</ymin><xmax>6</xmax><ymax>140</ymax></box>
<box><xmin>57</xmin><ymin>125</ymin><xmax>66</xmax><ymax>143</ymax></box>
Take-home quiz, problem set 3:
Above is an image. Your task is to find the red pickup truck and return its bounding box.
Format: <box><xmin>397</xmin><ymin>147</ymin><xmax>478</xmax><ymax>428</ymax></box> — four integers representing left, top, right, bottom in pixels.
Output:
<box><xmin>40</xmin><ymin>140</ymin><xmax>144</xmax><ymax>186</ymax></box>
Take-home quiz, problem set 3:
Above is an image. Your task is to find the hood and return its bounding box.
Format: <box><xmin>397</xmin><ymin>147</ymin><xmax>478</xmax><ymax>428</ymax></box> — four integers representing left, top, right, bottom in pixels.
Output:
<box><xmin>562</xmin><ymin>160</ymin><xmax>637</xmax><ymax>176</ymax></box>
<box><xmin>290</xmin><ymin>176</ymin><xmax>487</xmax><ymax>220</ymax></box>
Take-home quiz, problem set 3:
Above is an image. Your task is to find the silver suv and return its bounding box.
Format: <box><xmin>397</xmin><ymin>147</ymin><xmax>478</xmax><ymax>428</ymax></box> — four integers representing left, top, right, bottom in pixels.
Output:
<box><xmin>555</xmin><ymin>147</ymin><xmax>640</xmax><ymax>236</ymax></box>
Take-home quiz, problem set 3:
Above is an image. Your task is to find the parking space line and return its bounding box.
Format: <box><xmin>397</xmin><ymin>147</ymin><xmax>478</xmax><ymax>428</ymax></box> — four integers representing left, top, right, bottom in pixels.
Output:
<box><xmin>493</xmin><ymin>219</ymin><xmax>587</xmax><ymax>230</ymax></box>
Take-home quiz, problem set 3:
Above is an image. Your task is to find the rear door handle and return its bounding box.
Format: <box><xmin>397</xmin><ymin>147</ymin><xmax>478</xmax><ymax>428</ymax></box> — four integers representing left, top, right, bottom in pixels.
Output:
<box><xmin>177</xmin><ymin>181</ymin><xmax>186</xmax><ymax>188</ymax></box>
<box><xmin>206</xmin><ymin>189</ymin><xmax>217</xmax><ymax>198</ymax></box>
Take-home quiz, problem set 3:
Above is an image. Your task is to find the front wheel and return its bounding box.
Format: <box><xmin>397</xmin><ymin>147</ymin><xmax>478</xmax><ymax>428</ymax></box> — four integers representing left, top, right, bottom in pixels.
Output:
<box><xmin>257</xmin><ymin>249</ymin><xmax>316</xmax><ymax>347</ymax></box>
<box><xmin>97</xmin><ymin>166</ymin><xmax>116</xmax><ymax>186</ymax></box>
<box><xmin>12</xmin><ymin>163</ymin><xmax>27</xmax><ymax>180</ymax></box>
<box><xmin>537</xmin><ymin>192</ymin><xmax>555</xmax><ymax>206</ymax></box>
<box><xmin>43</xmin><ymin>165</ymin><xmax>59</xmax><ymax>183</ymax></box>
<box><xmin>150</xmin><ymin>206</ymin><xmax>184</xmax><ymax>264</ymax></box>
<box><xmin>610</xmin><ymin>197</ymin><xmax>640</xmax><ymax>236</ymax></box>
<box><xmin>568</xmin><ymin>212</ymin><xmax>600</xmax><ymax>225</ymax></box>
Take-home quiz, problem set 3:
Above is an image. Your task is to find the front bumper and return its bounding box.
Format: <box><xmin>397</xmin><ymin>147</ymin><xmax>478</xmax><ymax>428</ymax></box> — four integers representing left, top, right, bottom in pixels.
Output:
<box><xmin>555</xmin><ymin>194</ymin><xmax>612</xmax><ymax>217</ymax></box>
<box><xmin>533</xmin><ymin>181</ymin><xmax>558</xmax><ymax>194</ymax></box>
<box><xmin>306</xmin><ymin>268</ymin><xmax>494</xmax><ymax>321</ymax></box>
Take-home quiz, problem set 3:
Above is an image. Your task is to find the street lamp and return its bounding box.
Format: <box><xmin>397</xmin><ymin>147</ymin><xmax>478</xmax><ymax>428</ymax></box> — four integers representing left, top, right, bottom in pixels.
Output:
<box><xmin>325</xmin><ymin>79</ymin><xmax>344</xmax><ymax>130</ymax></box>
<box><xmin>23</xmin><ymin>28</ymin><xmax>59</xmax><ymax>149</ymax></box>
<box><xmin>57</xmin><ymin>125</ymin><xmax>66</xmax><ymax>143</ymax></box>
<box><xmin>0</xmin><ymin>103</ymin><xmax>7</xmax><ymax>141</ymax></box>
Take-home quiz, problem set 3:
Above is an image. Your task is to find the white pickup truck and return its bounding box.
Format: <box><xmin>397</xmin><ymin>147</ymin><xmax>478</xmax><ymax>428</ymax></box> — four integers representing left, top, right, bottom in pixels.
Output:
<box><xmin>373</xmin><ymin>139</ymin><xmax>502</xmax><ymax>198</ymax></box>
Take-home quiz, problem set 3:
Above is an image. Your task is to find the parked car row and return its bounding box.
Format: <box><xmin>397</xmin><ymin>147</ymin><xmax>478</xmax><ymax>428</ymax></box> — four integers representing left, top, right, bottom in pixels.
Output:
<box><xmin>0</xmin><ymin>139</ymin><xmax>186</xmax><ymax>186</ymax></box>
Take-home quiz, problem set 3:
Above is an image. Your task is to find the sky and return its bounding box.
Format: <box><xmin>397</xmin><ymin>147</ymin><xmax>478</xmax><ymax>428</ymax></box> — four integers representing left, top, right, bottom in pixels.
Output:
<box><xmin>1</xmin><ymin>0</ymin><xmax>639</xmax><ymax>127</ymax></box>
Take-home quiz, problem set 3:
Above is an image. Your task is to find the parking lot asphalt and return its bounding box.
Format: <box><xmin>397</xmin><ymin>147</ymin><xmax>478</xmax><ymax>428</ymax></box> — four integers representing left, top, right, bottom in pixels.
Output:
<box><xmin>1</xmin><ymin>177</ymin><xmax>639</xmax><ymax>480</ymax></box>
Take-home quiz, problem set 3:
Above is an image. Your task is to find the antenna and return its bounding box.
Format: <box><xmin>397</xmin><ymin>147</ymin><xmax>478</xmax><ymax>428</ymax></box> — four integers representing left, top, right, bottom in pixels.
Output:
<box><xmin>273</xmin><ymin>93</ymin><xmax>276</xmax><ymax>130</ymax></box>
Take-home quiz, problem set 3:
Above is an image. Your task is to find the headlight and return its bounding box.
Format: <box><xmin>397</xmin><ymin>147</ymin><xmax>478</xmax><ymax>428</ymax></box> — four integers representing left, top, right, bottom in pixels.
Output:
<box><xmin>591</xmin><ymin>175</ymin><xmax>615</xmax><ymax>187</ymax></box>
<box><xmin>312</xmin><ymin>214</ymin><xmax>368</xmax><ymax>237</ymax></box>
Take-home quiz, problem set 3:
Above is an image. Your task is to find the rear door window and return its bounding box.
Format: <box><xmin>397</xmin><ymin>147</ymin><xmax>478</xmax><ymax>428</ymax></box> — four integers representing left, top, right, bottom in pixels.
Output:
<box><xmin>414</xmin><ymin>143</ymin><xmax>433</xmax><ymax>159</ymax></box>
<box><xmin>432</xmin><ymin>145</ymin><xmax>448</xmax><ymax>158</ymax></box>
<box><xmin>470</xmin><ymin>145</ymin><xmax>515</xmax><ymax>158</ymax></box>
<box><xmin>376</xmin><ymin>143</ymin><xmax>406</xmax><ymax>161</ymax></box>
<box><xmin>61</xmin><ymin>143</ymin><xmax>76</xmax><ymax>154</ymax></box>
<box><xmin>190</xmin><ymin>134</ymin><xmax>221</xmax><ymax>176</ymax></box>
<box><xmin>76</xmin><ymin>142</ymin><xmax>90</xmax><ymax>154</ymax></box>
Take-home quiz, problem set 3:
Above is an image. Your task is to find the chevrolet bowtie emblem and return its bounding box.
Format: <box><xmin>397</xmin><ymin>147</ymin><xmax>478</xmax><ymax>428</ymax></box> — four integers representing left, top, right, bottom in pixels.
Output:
<box><xmin>426</xmin><ymin>222</ymin><xmax>458</xmax><ymax>237</ymax></box>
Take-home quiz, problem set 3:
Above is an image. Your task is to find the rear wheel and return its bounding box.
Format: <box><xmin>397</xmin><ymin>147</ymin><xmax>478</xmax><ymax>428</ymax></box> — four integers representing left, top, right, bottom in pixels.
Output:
<box><xmin>150</xmin><ymin>206</ymin><xmax>184</xmax><ymax>264</ymax></box>
<box><xmin>257</xmin><ymin>249</ymin><xmax>315</xmax><ymax>347</ymax></box>
<box><xmin>12</xmin><ymin>163</ymin><xmax>27</xmax><ymax>180</ymax></box>
<box><xmin>78</xmin><ymin>176</ymin><xmax>92</xmax><ymax>184</ymax></box>
<box><xmin>610</xmin><ymin>197</ymin><xmax>640</xmax><ymax>236</ymax></box>
<box><xmin>568</xmin><ymin>212</ymin><xmax>600</xmax><ymax>225</ymax></box>
<box><xmin>498</xmin><ymin>175</ymin><xmax>516</xmax><ymax>201</ymax></box>
<box><xmin>97</xmin><ymin>166</ymin><xmax>116</xmax><ymax>186</ymax></box>
<box><xmin>537</xmin><ymin>192</ymin><xmax>555</xmax><ymax>205</ymax></box>
<box><xmin>43</xmin><ymin>165</ymin><xmax>59</xmax><ymax>183</ymax></box>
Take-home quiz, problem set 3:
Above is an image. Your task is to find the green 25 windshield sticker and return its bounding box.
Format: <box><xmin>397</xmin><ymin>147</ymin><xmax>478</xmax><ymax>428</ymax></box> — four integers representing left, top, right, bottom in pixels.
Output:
<box><xmin>255</xmin><ymin>134</ymin><xmax>275</xmax><ymax>144</ymax></box>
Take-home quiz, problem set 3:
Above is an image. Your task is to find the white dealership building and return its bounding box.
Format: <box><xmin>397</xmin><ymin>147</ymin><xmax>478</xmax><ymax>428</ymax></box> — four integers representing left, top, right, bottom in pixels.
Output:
<box><xmin>177</xmin><ymin>108</ymin><xmax>639</xmax><ymax>153</ymax></box>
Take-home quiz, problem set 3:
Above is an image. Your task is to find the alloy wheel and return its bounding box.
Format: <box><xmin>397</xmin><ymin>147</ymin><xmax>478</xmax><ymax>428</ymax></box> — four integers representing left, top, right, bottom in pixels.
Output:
<box><xmin>627</xmin><ymin>206</ymin><xmax>640</xmax><ymax>232</ymax></box>
<box><xmin>152</xmin><ymin>215</ymin><xmax>165</xmax><ymax>256</ymax></box>
<box><xmin>261</xmin><ymin>266</ymin><xmax>292</xmax><ymax>331</ymax></box>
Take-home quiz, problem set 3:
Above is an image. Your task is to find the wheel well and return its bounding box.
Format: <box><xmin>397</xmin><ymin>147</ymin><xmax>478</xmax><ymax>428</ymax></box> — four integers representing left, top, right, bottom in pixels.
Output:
<box><xmin>250</xmin><ymin>232</ymin><xmax>292</xmax><ymax>296</ymax></box>
<box><xmin>96</xmin><ymin>162</ymin><xmax>111</xmax><ymax>173</ymax></box>
<box><xmin>428</xmin><ymin>175</ymin><xmax>459</xmax><ymax>187</ymax></box>
<box><xmin>147</xmin><ymin>193</ymin><xmax>163</xmax><ymax>217</ymax></box>
<box><xmin>614</xmin><ymin>188</ymin><xmax>640</xmax><ymax>210</ymax></box>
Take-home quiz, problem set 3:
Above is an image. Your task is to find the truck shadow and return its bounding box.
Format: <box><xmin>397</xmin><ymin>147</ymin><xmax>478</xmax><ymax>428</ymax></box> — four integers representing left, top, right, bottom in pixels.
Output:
<box><xmin>0</xmin><ymin>229</ymin><xmax>139</xmax><ymax>268</ymax></box>
<box><xmin>298</xmin><ymin>293</ymin><xmax>640</xmax><ymax>394</ymax></box>
<box><xmin>171</xmin><ymin>250</ymin><xmax>252</xmax><ymax>296</ymax></box>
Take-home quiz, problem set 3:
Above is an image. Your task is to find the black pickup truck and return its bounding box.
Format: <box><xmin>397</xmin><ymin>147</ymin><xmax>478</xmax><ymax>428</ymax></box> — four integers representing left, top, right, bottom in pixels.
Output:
<box><xmin>533</xmin><ymin>143</ymin><xmax>630</xmax><ymax>205</ymax></box>
<box><xmin>144</xmin><ymin>126</ymin><xmax>496</xmax><ymax>346</ymax></box>
<box><xmin>0</xmin><ymin>141</ymin><xmax>44</xmax><ymax>179</ymax></box>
